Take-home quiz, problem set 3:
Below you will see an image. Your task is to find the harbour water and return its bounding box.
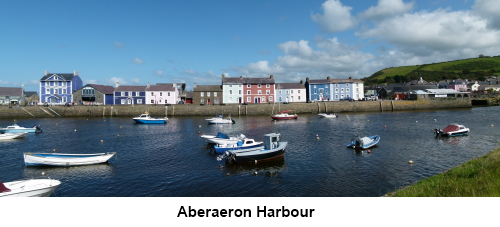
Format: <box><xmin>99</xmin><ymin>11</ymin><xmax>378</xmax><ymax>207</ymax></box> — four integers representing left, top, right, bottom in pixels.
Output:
<box><xmin>1</xmin><ymin>106</ymin><xmax>499</xmax><ymax>197</ymax></box>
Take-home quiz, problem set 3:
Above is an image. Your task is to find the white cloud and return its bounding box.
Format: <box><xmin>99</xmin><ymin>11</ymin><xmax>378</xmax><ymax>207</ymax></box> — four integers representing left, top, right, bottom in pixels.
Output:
<box><xmin>83</xmin><ymin>79</ymin><xmax>98</xmax><ymax>85</ymax></box>
<box><xmin>113</xmin><ymin>41</ymin><xmax>125</xmax><ymax>49</ymax></box>
<box><xmin>359</xmin><ymin>0</ymin><xmax>414</xmax><ymax>21</ymax></box>
<box><xmin>132</xmin><ymin>57</ymin><xmax>145</xmax><ymax>64</ymax></box>
<box><xmin>357</xmin><ymin>9</ymin><xmax>500</xmax><ymax>53</ymax></box>
<box><xmin>153</xmin><ymin>70</ymin><xmax>163</xmax><ymax>76</ymax></box>
<box><xmin>183</xmin><ymin>69</ymin><xmax>197</xmax><ymax>76</ymax></box>
<box><xmin>311</xmin><ymin>0</ymin><xmax>357</xmax><ymax>33</ymax></box>
<box><xmin>473</xmin><ymin>0</ymin><xmax>500</xmax><ymax>29</ymax></box>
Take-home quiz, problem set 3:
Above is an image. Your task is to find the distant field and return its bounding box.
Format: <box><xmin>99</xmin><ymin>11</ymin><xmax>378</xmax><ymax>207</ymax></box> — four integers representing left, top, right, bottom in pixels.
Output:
<box><xmin>378</xmin><ymin>66</ymin><xmax>420</xmax><ymax>79</ymax></box>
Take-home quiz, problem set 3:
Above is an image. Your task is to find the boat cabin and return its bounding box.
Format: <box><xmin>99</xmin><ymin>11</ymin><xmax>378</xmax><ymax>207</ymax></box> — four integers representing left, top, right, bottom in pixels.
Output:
<box><xmin>264</xmin><ymin>133</ymin><xmax>281</xmax><ymax>149</ymax></box>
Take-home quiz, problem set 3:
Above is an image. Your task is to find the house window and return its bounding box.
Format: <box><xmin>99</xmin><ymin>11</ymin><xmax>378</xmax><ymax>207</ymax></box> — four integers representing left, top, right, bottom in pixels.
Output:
<box><xmin>201</xmin><ymin>98</ymin><xmax>204</xmax><ymax>104</ymax></box>
<box><xmin>266</xmin><ymin>90</ymin><xmax>270</xmax><ymax>94</ymax></box>
<box><xmin>121</xmin><ymin>92</ymin><xmax>125</xmax><ymax>96</ymax></box>
<box><xmin>247</xmin><ymin>91</ymin><xmax>250</xmax><ymax>95</ymax></box>
<box><xmin>335</xmin><ymin>88</ymin><xmax>339</xmax><ymax>93</ymax></box>
<box><xmin>239</xmin><ymin>90</ymin><xmax>242</xmax><ymax>94</ymax></box>
<box><xmin>258</xmin><ymin>90</ymin><xmax>262</xmax><ymax>94</ymax></box>
<box><xmin>136</xmin><ymin>92</ymin><xmax>139</xmax><ymax>96</ymax></box>
<box><xmin>229</xmin><ymin>90</ymin><xmax>233</xmax><ymax>95</ymax></box>
<box><xmin>54</xmin><ymin>89</ymin><xmax>58</xmax><ymax>94</ymax></box>
<box><xmin>46</xmin><ymin>89</ymin><xmax>50</xmax><ymax>94</ymax></box>
<box><xmin>314</xmin><ymin>85</ymin><xmax>317</xmax><ymax>88</ymax></box>
<box><xmin>207</xmin><ymin>92</ymin><xmax>211</xmax><ymax>97</ymax></box>
<box><xmin>160</xmin><ymin>92</ymin><xmax>162</xmax><ymax>96</ymax></box>
<box><xmin>229</xmin><ymin>97</ymin><xmax>232</xmax><ymax>102</ymax></box>
<box><xmin>335</xmin><ymin>95</ymin><xmax>339</xmax><ymax>99</ymax></box>
<box><xmin>214</xmin><ymin>92</ymin><xmax>217</xmax><ymax>97</ymax></box>
<box><xmin>262</xmin><ymin>96</ymin><xmax>266</xmax><ymax>102</ymax></box>
<box><xmin>266</xmin><ymin>84</ymin><xmax>270</xmax><ymax>88</ymax></box>
<box><xmin>346</xmin><ymin>84</ymin><xmax>349</xmax><ymax>87</ymax></box>
<box><xmin>298</xmin><ymin>96</ymin><xmax>301</xmax><ymax>100</ymax></box>
<box><xmin>62</xmin><ymin>97</ymin><xmax>67</xmax><ymax>103</ymax></box>
<box><xmin>286</xmin><ymin>90</ymin><xmax>289</xmax><ymax>94</ymax></box>
<box><xmin>346</xmin><ymin>88</ymin><xmax>350</xmax><ymax>93</ymax></box>
<box><xmin>62</xmin><ymin>82</ymin><xmax>66</xmax><ymax>86</ymax></box>
<box><xmin>137</xmin><ymin>99</ymin><xmax>142</xmax><ymax>104</ymax></box>
<box><xmin>279</xmin><ymin>90</ymin><xmax>282</xmax><ymax>94</ymax></box>
<box><xmin>258</xmin><ymin>84</ymin><xmax>262</xmax><ymax>88</ymax></box>
<box><xmin>314</xmin><ymin>90</ymin><xmax>317</xmax><ymax>94</ymax></box>
<box><xmin>63</xmin><ymin>89</ymin><xmax>66</xmax><ymax>94</ymax></box>
<box><xmin>229</xmin><ymin>85</ymin><xmax>232</xmax><ymax>87</ymax></box>
<box><xmin>247</xmin><ymin>84</ymin><xmax>251</xmax><ymax>88</ymax></box>
<box><xmin>168</xmin><ymin>92</ymin><xmax>170</xmax><ymax>96</ymax></box>
<box><xmin>269</xmin><ymin>96</ymin><xmax>273</xmax><ymax>102</ymax></box>
<box><xmin>325</xmin><ymin>89</ymin><xmax>328</xmax><ymax>94</ymax></box>
<box><xmin>151</xmin><ymin>100</ymin><xmax>154</xmax><ymax>104</ymax></box>
<box><xmin>336</xmin><ymin>84</ymin><xmax>339</xmax><ymax>87</ymax></box>
<box><xmin>201</xmin><ymin>92</ymin><xmax>204</xmax><ymax>97</ymax></box>
<box><xmin>247</xmin><ymin>97</ymin><xmax>251</xmax><ymax>102</ymax></box>
<box><xmin>298</xmin><ymin>90</ymin><xmax>300</xmax><ymax>93</ymax></box>
<box><xmin>279</xmin><ymin>97</ymin><xmax>282</xmax><ymax>101</ymax></box>
<box><xmin>121</xmin><ymin>99</ymin><xmax>126</xmax><ymax>104</ymax></box>
<box><xmin>151</xmin><ymin>92</ymin><xmax>154</xmax><ymax>96</ymax></box>
<box><xmin>341</xmin><ymin>88</ymin><xmax>344</xmax><ymax>93</ymax></box>
<box><xmin>291</xmin><ymin>90</ymin><xmax>293</xmax><ymax>94</ymax></box>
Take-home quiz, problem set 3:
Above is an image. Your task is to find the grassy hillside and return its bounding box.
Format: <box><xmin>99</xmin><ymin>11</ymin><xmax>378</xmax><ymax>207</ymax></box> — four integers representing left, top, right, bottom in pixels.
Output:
<box><xmin>363</xmin><ymin>56</ymin><xmax>500</xmax><ymax>85</ymax></box>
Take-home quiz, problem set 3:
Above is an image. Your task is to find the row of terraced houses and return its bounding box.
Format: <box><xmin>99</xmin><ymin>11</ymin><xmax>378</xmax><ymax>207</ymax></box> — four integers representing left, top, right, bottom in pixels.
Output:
<box><xmin>31</xmin><ymin>71</ymin><xmax>366</xmax><ymax>105</ymax></box>
<box><xmin>2</xmin><ymin>71</ymin><xmax>366</xmax><ymax>105</ymax></box>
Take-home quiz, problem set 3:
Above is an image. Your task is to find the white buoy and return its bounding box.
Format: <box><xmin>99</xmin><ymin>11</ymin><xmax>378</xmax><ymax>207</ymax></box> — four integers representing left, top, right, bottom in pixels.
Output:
<box><xmin>100</xmin><ymin>140</ymin><xmax>104</xmax><ymax>143</ymax></box>
<box><xmin>41</xmin><ymin>172</ymin><xmax>45</xmax><ymax>176</ymax></box>
<box><xmin>254</xmin><ymin>171</ymin><xmax>258</xmax><ymax>175</ymax></box>
<box><xmin>408</xmin><ymin>160</ymin><xmax>414</xmax><ymax>164</ymax></box>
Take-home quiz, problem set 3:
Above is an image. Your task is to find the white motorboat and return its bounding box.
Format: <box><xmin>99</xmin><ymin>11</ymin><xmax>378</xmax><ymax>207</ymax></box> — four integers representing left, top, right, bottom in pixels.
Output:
<box><xmin>221</xmin><ymin>133</ymin><xmax>287</xmax><ymax>163</ymax></box>
<box><xmin>0</xmin><ymin>179</ymin><xmax>61</xmax><ymax>197</ymax></box>
<box><xmin>133</xmin><ymin>113</ymin><xmax>168</xmax><ymax>124</ymax></box>
<box><xmin>0</xmin><ymin>124</ymin><xmax>42</xmax><ymax>133</ymax></box>
<box><xmin>271</xmin><ymin>111</ymin><xmax>297</xmax><ymax>120</ymax></box>
<box><xmin>318</xmin><ymin>113</ymin><xmax>338</xmax><ymax>118</ymax></box>
<box><xmin>213</xmin><ymin>138</ymin><xmax>263</xmax><ymax>153</ymax></box>
<box><xmin>347</xmin><ymin>135</ymin><xmax>380</xmax><ymax>149</ymax></box>
<box><xmin>24</xmin><ymin>152</ymin><xmax>116</xmax><ymax>166</ymax></box>
<box><xmin>206</xmin><ymin>114</ymin><xmax>235</xmax><ymax>124</ymax></box>
<box><xmin>0</xmin><ymin>132</ymin><xmax>28</xmax><ymax>140</ymax></box>
<box><xmin>434</xmin><ymin>124</ymin><xmax>470</xmax><ymax>137</ymax></box>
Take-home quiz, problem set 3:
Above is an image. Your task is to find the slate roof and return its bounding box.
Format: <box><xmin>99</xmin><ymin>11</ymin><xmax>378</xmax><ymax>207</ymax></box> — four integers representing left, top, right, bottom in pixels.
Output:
<box><xmin>223</xmin><ymin>77</ymin><xmax>275</xmax><ymax>84</ymax></box>
<box><xmin>86</xmin><ymin>84</ymin><xmax>116</xmax><ymax>94</ymax></box>
<box><xmin>193</xmin><ymin>85</ymin><xmax>222</xmax><ymax>92</ymax></box>
<box><xmin>275</xmin><ymin>83</ymin><xmax>306</xmax><ymax>89</ymax></box>
<box><xmin>24</xmin><ymin>91</ymin><xmax>38</xmax><ymax>97</ymax></box>
<box><xmin>146</xmin><ymin>85</ymin><xmax>175</xmax><ymax>92</ymax></box>
<box><xmin>307</xmin><ymin>79</ymin><xmax>330</xmax><ymax>84</ymax></box>
<box><xmin>330</xmin><ymin>79</ymin><xmax>363</xmax><ymax>83</ymax></box>
<box><xmin>40</xmin><ymin>73</ymin><xmax>77</xmax><ymax>81</ymax></box>
<box><xmin>0</xmin><ymin>87</ymin><xmax>23</xmax><ymax>96</ymax></box>
<box><xmin>115</xmin><ymin>86</ymin><xmax>147</xmax><ymax>92</ymax></box>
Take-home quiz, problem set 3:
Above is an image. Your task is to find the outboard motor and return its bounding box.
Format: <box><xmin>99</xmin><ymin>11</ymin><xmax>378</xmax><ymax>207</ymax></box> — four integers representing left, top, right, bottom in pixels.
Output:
<box><xmin>34</xmin><ymin>125</ymin><xmax>42</xmax><ymax>133</ymax></box>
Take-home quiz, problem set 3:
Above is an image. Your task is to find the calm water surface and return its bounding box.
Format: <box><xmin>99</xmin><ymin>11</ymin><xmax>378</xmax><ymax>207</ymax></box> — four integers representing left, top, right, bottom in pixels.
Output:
<box><xmin>1</xmin><ymin>106</ymin><xmax>499</xmax><ymax>197</ymax></box>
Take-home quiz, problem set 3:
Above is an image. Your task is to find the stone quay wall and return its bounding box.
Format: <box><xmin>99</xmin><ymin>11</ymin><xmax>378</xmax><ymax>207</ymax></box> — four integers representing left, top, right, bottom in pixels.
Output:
<box><xmin>0</xmin><ymin>99</ymin><xmax>472</xmax><ymax>119</ymax></box>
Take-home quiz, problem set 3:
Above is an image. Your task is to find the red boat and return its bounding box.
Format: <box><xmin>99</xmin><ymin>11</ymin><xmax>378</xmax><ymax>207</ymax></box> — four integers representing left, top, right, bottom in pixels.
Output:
<box><xmin>271</xmin><ymin>111</ymin><xmax>297</xmax><ymax>120</ymax></box>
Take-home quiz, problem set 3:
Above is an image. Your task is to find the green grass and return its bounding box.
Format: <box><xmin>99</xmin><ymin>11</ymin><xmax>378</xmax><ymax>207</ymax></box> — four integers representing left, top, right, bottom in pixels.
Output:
<box><xmin>375</xmin><ymin>66</ymin><xmax>420</xmax><ymax>79</ymax></box>
<box><xmin>388</xmin><ymin>148</ymin><xmax>500</xmax><ymax>197</ymax></box>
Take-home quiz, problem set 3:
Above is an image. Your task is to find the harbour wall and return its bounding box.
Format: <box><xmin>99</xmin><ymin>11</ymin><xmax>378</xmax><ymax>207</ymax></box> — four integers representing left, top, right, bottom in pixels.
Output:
<box><xmin>0</xmin><ymin>99</ymin><xmax>472</xmax><ymax>119</ymax></box>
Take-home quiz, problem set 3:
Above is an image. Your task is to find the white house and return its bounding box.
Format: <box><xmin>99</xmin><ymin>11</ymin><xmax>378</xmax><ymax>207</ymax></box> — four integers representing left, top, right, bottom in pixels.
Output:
<box><xmin>145</xmin><ymin>82</ymin><xmax>178</xmax><ymax>105</ymax></box>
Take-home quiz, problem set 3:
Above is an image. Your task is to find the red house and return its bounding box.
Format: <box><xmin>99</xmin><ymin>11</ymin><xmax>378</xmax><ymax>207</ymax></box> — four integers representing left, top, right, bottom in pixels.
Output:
<box><xmin>241</xmin><ymin>75</ymin><xmax>275</xmax><ymax>103</ymax></box>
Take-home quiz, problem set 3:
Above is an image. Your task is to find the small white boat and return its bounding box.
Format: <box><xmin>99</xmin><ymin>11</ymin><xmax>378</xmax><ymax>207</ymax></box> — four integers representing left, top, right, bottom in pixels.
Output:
<box><xmin>318</xmin><ymin>113</ymin><xmax>338</xmax><ymax>118</ymax></box>
<box><xmin>347</xmin><ymin>135</ymin><xmax>380</xmax><ymax>149</ymax></box>
<box><xmin>0</xmin><ymin>124</ymin><xmax>42</xmax><ymax>133</ymax></box>
<box><xmin>271</xmin><ymin>111</ymin><xmax>297</xmax><ymax>120</ymax></box>
<box><xmin>201</xmin><ymin>132</ymin><xmax>245</xmax><ymax>145</ymax></box>
<box><xmin>221</xmin><ymin>133</ymin><xmax>287</xmax><ymax>163</ymax></box>
<box><xmin>24</xmin><ymin>152</ymin><xmax>116</xmax><ymax>166</ymax></box>
<box><xmin>133</xmin><ymin>113</ymin><xmax>168</xmax><ymax>124</ymax></box>
<box><xmin>434</xmin><ymin>124</ymin><xmax>469</xmax><ymax>137</ymax></box>
<box><xmin>0</xmin><ymin>132</ymin><xmax>28</xmax><ymax>140</ymax></box>
<box><xmin>0</xmin><ymin>179</ymin><xmax>61</xmax><ymax>197</ymax></box>
<box><xmin>206</xmin><ymin>114</ymin><xmax>235</xmax><ymax>124</ymax></box>
<box><xmin>213</xmin><ymin>138</ymin><xmax>263</xmax><ymax>153</ymax></box>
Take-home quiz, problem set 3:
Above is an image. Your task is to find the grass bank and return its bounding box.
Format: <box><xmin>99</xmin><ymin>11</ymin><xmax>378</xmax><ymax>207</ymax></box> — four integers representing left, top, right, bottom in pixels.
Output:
<box><xmin>388</xmin><ymin>148</ymin><xmax>500</xmax><ymax>197</ymax></box>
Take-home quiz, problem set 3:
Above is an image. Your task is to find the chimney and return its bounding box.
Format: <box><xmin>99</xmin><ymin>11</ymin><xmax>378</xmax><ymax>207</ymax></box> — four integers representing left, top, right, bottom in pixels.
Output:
<box><xmin>240</xmin><ymin>75</ymin><xmax>243</xmax><ymax>78</ymax></box>
<box><xmin>74</xmin><ymin>71</ymin><xmax>79</xmax><ymax>76</ymax></box>
<box><xmin>45</xmin><ymin>71</ymin><xmax>50</xmax><ymax>76</ymax></box>
<box><xmin>221</xmin><ymin>74</ymin><xmax>225</xmax><ymax>79</ymax></box>
<box><xmin>306</xmin><ymin>77</ymin><xmax>309</xmax><ymax>82</ymax></box>
<box><xmin>300</xmin><ymin>80</ymin><xmax>303</xmax><ymax>84</ymax></box>
<box><xmin>116</xmin><ymin>82</ymin><xmax>120</xmax><ymax>88</ymax></box>
<box><xmin>349</xmin><ymin>76</ymin><xmax>352</xmax><ymax>80</ymax></box>
<box><xmin>173</xmin><ymin>82</ymin><xmax>177</xmax><ymax>88</ymax></box>
<box><xmin>147</xmin><ymin>82</ymin><xmax>150</xmax><ymax>89</ymax></box>
<box><xmin>327</xmin><ymin>76</ymin><xmax>331</xmax><ymax>80</ymax></box>
<box><xmin>194</xmin><ymin>83</ymin><xmax>197</xmax><ymax>88</ymax></box>
<box><xmin>270</xmin><ymin>75</ymin><xmax>274</xmax><ymax>79</ymax></box>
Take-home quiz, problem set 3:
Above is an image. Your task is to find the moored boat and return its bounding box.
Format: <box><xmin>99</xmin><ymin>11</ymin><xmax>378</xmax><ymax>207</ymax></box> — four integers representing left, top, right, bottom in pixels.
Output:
<box><xmin>133</xmin><ymin>113</ymin><xmax>168</xmax><ymax>124</ymax></box>
<box><xmin>206</xmin><ymin>114</ymin><xmax>235</xmax><ymax>124</ymax></box>
<box><xmin>0</xmin><ymin>124</ymin><xmax>42</xmax><ymax>133</ymax></box>
<box><xmin>0</xmin><ymin>132</ymin><xmax>28</xmax><ymax>140</ymax></box>
<box><xmin>433</xmin><ymin>124</ymin><xmax>469</xmax><ymax>137</ymax></box>
<box><xmin>0</xmin><ymin>179</ymin><xmax>61</xmax><ymax>197</ymax></box>
<box><xmin>347</xmin><ymin>135</ymin><xmax>380</xmax><ymax>149</ymax></box>
<box><xmin>222</xmin><ymin>133</ymin><xmax>287</xmax><ymax>163</ymax></box>
<box><xmin>213</xmin><ymin>138</ymin><xmax>263</xmax><ymax>153</ymax></box>
<box><xmin>318</xmin><ymin>113</ymin><xmax>338</xmax><ymax>118</ymax></box>
<box><xmin>271</xmin><ymin>111</ymin><xmax>297</xmax><ymax>120</ymax></box>
<box><xmin>24</xmin><ymin>152</ymin><xmax>116</xmax><ymax>166</ymax></box>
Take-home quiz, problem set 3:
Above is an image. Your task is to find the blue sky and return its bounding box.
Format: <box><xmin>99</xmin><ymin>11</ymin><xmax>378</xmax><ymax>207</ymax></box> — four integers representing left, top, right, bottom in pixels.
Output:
<box><xmin>1</xmin><ymin>0</ymin><xmax>499</xmax><ymax>92</ymax></box>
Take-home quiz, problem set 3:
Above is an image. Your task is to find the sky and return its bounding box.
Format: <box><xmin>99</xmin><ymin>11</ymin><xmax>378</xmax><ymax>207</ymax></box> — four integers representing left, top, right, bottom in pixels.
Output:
<box><xmin>1</xmin><ymin>0</ymin><xmax>500</xmax><ymax>92</ymax></box>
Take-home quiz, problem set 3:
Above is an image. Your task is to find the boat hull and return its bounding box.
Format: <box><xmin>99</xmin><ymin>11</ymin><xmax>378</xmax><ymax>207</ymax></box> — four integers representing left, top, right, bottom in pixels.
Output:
<box><xmin>0</xmin><ymin>132</ymin><xmax>28</xmax><ymax>140</ymax></box>
<box><xmin>214</xmin><ymin>144</ymin><xmax>263</xmax><ymax>153</ymax></box>
<box><xmin>318</xmin><ymin>113</ymin><xmax>337</xmax><ymax>118</ymax></box>
<box><xmin>0</xmin><ymin>179</ymin><xmax>61</xmax><ymax>197</ymax></box>
<box><xmin>226</xmin><ymin>142</ymin><xmax>287</xmax><ymax>163</ymax></box>
<box><xmin>24</xmin><ymin>152</ymin><xmax>116</xmax><ymax>166</ymax></box>
<box><xmin>271</xmin><ymin>116</ymin><xmax>297</xmax><ymax>120</ymax></box>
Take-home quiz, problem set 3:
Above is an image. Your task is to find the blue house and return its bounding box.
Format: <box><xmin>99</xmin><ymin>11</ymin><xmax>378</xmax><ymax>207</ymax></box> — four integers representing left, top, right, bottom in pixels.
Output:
<box><xmin>114</xmin><ymin>83</ymin><xmax>146</xmax><ymax>105</ymax></box>
<box><xmin>304</xmin><ymin>77</ymin><xmax>332</xmax><ymax>102</ymax></box>
<box><xmin>330</xmin><ymin>77</ymin><xmax>364</xmax><ymax>101</ymax></box>
<box><xmin>40</xmin><ymin>71</ymin><xmax>83</xmax><ymax>104</ymax></box>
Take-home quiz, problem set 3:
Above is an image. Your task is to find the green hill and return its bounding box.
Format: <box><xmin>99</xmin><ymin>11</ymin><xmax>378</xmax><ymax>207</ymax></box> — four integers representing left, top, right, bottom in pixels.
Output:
<box><xmin>362</xmin><ymin>55</ymin><xmax>500</xmax><ymax>85</ymax></box>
